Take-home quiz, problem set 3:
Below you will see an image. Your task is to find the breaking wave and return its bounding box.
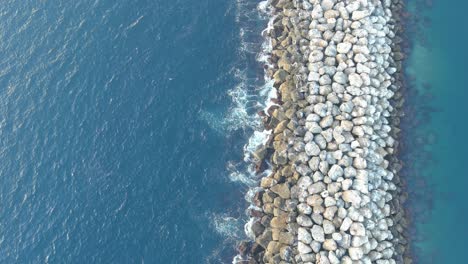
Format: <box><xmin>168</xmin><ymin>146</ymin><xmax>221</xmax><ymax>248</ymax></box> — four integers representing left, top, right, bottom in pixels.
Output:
<box><xmin>203</xmin><ymin>1</ymin><xmax>276</xmax><ymax>263</ymax></box>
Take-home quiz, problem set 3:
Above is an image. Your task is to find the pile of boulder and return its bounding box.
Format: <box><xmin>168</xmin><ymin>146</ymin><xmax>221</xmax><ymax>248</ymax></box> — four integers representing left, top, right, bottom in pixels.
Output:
<box><xmin>237</xmin><ymin>0</ymin><xmax>410</xmax><ymax>263</ymax></box>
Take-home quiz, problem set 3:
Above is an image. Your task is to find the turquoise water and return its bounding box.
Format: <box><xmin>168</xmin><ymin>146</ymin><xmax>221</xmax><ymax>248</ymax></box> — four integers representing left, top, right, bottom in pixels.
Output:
<box><xmin>405</xmin><ymin>0</ymin><xmax>468</xmax><ymax>262</ymax></box>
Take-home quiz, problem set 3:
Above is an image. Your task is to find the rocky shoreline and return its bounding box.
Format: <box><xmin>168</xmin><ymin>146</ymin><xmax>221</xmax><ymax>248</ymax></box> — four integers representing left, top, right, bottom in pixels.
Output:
<box><xmin>236</xmin><ymin>0</ymin><xmax>410</xmax><ymax>263</ymax></box>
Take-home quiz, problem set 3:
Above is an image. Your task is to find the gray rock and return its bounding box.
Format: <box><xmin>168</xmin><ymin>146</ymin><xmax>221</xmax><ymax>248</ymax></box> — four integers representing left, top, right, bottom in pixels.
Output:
<box><xmin>337</xmin><ymin>42</ymin><xmax>352</xmax><ymax>54</ymax></box>
<box><xmin>338</xmin><ymin>233</ymin><xmax>351</xmax><ymax>249</ymax></box>
<box><xmin>350</xmin><ymin>223</ymin><xmax>366</xmax><ymax>236</ymax></box>
<box><xmin>325</xmin><ymin>45</ymin><xmax>337</xmax><ymax>57</ymax></box>
<box><xmin>309</xmin><ymin>50</ymin><xmax>324</xmax><ymax>63</ymax></box>
<box><xmin>321</xmin><ymin>0</ymin><xmax>335</xmax><ymax>10</ymax></box>
<box><xmin>328</xmin><ymin>164</ymin><xmax>344</xmax><ymax>180</ymax></box>
<box><xmin>297</xmin><ymin>176</ymin><xmax>313</xmax><ymax>190</ymax></box>
<box><xmin>298</xmin><ymin>203</ymin><xmax>312</xmax><ymax>215</ymax></box>
<box><xmin>349</xmin><ymin>247</ymin><xmax>364</xmax><ymax>260</ymax></box>
<box><xmin>320</xmin><ymin>115</ymin><xmax>334</xmax><ymax>128</ymax></box>
<box><xmin>305</xmin><ymin>142</ymin><xmax>321</xmax><ymax>156</ymax></box>
<box><xmin>273</xmin><ymin>69</ymin><xmax>288</xmax><ymax>84</ymax></box>
<box><xmin>340</xmin><ymin>101</ymin><xmax>354</xmax><ymax>113</ymax></box>
<box><xmin>311</xmin><ymin>4</ymin><xmax>323</xmax><ymax>19</ymax></box>
<box><xmin>352</xmin><ymin>10</ymin><xmax>370</xmax><ymax>20</ymax></box>
<box><xmin>351</xmin><ymin>235</ymin><xmax>368</xmax><ymax>247</ymax></box>
<box><xmin>308</xmin><ymin>182</ymin><xmax>326</xmax><ymax>194</ymax></box>
<box><xmin>323</xmin><ymin>239</ymin><xmax>338</xmax><ymax>251</ymax></box>
<box><xmin>354</xmin><ymin>53</ymin><xmax>368</xmax><ymax>63</ymax></box>
<box><xmin>333</xmin><ymin>71</ymin><xmax>347</xmax><ymax>84</ymax></box>
<box><xmin>311</xmin><ymin>225</ymin><xmax>325</xmax><ymax>242</ymax></box>
<box><xmin>256</xmin><ymin>229</ymin><xmax>272</xmax><ymax>248</ymax></box>
<box><xmin>349</xmin><ymin>73</ymin><xmax>363</xmax><ymax>87</ymax></box>
<box><xmin>307</xmin><ymin>194</ymin><xmax>323</xmax><ymax>207</ymax></box>
<box><xmin>342</xmin><ymin>190</ymin><xmax>362</xmax><ymax>206</ymax></box>
<box><xmin>298</xmin><ymin>227</ymin><xmax>312</xmax><ymax>244</ymax></box>
<box><xmin>298</xmin><ymin>241</ymin><xmax>312</xmax><ymax>254</ymax></box>
<box><xmin>340</xmin><ymin>217</ymin><xmax>353</xmax><ymax>231</ymax></box>
<box><xmin>323</xmin><ymin>219</ymin><xmax>335</xmax><ymax>234</ymax></box>
<box><xmin>324</xmin><ymin>197</ymin><xmax>337</xmax><ymax>207</ymax></box>
<box><xmin>297</xmin><ymin>215</ymin><xmax>313</xmax><ymax>227</ymax></box>
<box><xmin>353</xmin><ymin>156</ymin><xmax>367</xmax><ymax>169</ymax></box>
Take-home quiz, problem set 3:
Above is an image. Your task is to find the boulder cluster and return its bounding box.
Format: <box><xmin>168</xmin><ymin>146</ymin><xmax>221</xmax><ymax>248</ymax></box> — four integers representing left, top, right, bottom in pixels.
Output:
<box><xmin>237</xmin><ymin>0</ymin><xmax>410</xmax><ymax>263</ymax></box>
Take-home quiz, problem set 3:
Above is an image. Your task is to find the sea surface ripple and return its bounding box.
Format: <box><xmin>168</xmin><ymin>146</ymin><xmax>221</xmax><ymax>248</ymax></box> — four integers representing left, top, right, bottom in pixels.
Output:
<box><xmin>0</xmin><ymin>0</ymin><xmax>264</xmax><ymax>263</ymax></box>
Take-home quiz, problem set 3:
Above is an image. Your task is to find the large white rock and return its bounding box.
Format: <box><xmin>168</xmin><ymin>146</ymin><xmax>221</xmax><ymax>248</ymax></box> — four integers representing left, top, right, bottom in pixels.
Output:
<box><xmin>311</xmin><ymin>5</ymin><xmax>323</xmax><ymax>19</ymax></box>
<box><xmin>297</xmin><ymin>215</ymin><xmax>313</xmax><ymax>227</ymax></box>
<box><xmin>298</xmin><ymin>227</ymin><xmax>312</xmax><ymax>244</ymax></box>
<box><xmin>321</xmin><ymin>0</ymin><xmax>335</xmax><ymax>10</ymax></box>
<box><xmin>352</xmin><ymin>10</ymin><xmax>370</xmax><ymax>20</ymax></box>
<box><xmin>297</xmin><ymin>176</ymin><xmax>313</xmax><ymax>190</ymax></box>
<box><xmin>320</xmin><ymin>115</ymin><xmax>334</xmax><ymax>128</ymax></box>
<box><xmin>342</xmin><ymin>190</ymin><xmax>362</xmax><ymax>206</ymax></box>
<box><xmin>340</xmin><ymin>217</ymin><xmax>353</xmax><ymax>231</ymax></box>
<box><xmin>350</xmin><ymin>222</ymin><xmax>366</xmax><ymax>236</ymax></box>
<box><xmin>346</xmin><ymin>2</ymin><xmax>360</xmax><ymax>13</ymax></box>
<box><xmin>309</xmin><ymin>182</ymin><xmax>326</xmax><ymax>194</ymax></box>
<box><xmin>355</xmin><ymin>53</ymin><xmax>368</xmax><ymax>63</ymax></box>
<box><xmin>305</xmin><ymin>142</ymin><xmax>321</xmax><ymax>156</ymax></box>
<box><xmin>349</xmin><ymin>247</ymin><xmax>364</xmax><ymax>260</ymax></box>
<box><xmin>333</xmin><ymin>71</ymin><xmax>347</xmax><ymax>84</ymax></box>
<box><xmin>309</xmin><ymin>50</ymin><xmax>324</xmax><ymax>63</ymax></box>
<box><xmin>311</xmin><ymin>225</ymin><xmax>325</xmax><ymax>242</ymax></box>
<box><xmin>349</xmin><ymin>73</ymin><xmax>363</xmax><ymax>87</ymax></box>
<box><xmin>352</xmin><ymin>236</ymin><xmax>368</xmax><ymax>247</ymax></box>
<box><xmin>337</xmin><ymin>42</ymin><xmax>352</xmax><ymax>54</ymax></box>
<box><xmin>298</xmin><ymin>241</ymin><xmax>313</xmax><ymax>254</ymax></box>
<box><xmin>325</xmin><ymin>45</ymin><xmax>337</xmax><ymax>57</ymax></box>
<box><xmin>353</xmin><ymin>156</ymin><xmax>367</xmax><ymax>169</ymax></box>
<box><xmin>323</xmin><ymin>219</ymin><xmax>335</xmax><ymax>234</ymax></box>
<box><xmin>323</xmin><ymin>239</ymin><xmax>338</xmax><ymax>251</ymax></box>
<box><xmin>298</xmin><ymin>203</ymin><xmax>312</xmax><ymax>215</ymax></box>
<box><xmin>328</xmin><ymin>164</ymin><xmax>344</xmax><ymax>180</ymax></box>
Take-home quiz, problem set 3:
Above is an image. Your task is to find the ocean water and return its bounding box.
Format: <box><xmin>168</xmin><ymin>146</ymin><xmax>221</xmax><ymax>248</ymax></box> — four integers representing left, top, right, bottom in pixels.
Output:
<box><xmin>404</xmin><ymin>0</ymin><xmax>468</xmax><ymax>263</ymax></box>
<box><xmin>0</xmin><ymin>0</ymin><xmax>268</xmax><ymax>263</ymax></box>
<box><xmin>1</xmin><ymin>0</ymin><xmax>464</xmax><ymax>263</ymax></box>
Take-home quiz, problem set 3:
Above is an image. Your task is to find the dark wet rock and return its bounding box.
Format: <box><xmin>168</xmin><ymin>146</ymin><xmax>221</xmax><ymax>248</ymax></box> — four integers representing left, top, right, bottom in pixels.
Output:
<box><xmin>237</xmin><ymin>240</ymin><xmax>251</xmax><ymax>257</ymax></box>
<box><xmin>252</xmin><ymin>221</ymin><xmax>266</xmax><ymax>237</ymax></box>
<box><xmin>256</xmin><ymin>229</ymin><xmax>273</xmax><ymax>249</ymax></box>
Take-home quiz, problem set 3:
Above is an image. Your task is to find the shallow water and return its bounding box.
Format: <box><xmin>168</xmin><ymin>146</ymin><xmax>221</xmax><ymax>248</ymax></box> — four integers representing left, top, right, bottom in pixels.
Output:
<box><xmin>404</xmin><ymin>0</ymin><xmax>468</xmax><ymax>263</ymax></box>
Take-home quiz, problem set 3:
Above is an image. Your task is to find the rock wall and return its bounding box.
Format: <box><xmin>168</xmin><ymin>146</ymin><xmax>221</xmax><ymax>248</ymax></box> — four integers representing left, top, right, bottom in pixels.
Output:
<box><xmin>237</xmin><ymin>0</ymin><xmax>410</xmax><ymax>263</ymax></box>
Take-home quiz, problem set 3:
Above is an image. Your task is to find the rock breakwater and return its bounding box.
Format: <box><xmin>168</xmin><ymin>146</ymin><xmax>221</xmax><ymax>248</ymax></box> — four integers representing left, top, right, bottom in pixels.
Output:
<box><xmin>236</xmin><ymin>0</ymin><xmax>410</xmax><ymax>263</ymax></box>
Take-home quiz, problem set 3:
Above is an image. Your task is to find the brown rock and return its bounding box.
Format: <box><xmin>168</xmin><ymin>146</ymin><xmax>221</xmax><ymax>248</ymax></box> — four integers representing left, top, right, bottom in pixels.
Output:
<box><xmin>270</xmin><ymin>214</ymin><xmax>288</xmax><ymax>229</ymax></box>
<box><xmin>273</xmin><ymin>69</ymin><xmax>288</xmax><ymax>85</ymax></box>
<box><xmin>278</xmin><ymin>231</ymin><xmax>294</xmax><ymax>245</ymax></box>
<box><xmin>256</xmin><ymin>229</ymin><xmax>272</xmax><ymax>249</ymax></box>
<box><xmin>270</xmin><ymin>183</ymin><xmax>291</xmax><ymax>199</ymax></box>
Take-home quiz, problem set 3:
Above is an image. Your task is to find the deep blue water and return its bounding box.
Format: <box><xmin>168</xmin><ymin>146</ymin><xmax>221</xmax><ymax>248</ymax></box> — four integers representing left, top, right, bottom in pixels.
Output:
<box><xmin>2</xmin><ymin>0</ymin><xmax>465</xmax><ymax>263</ymax></box>
<box><xmin>0</xmin><ymin>0</ymin><xmax>265</xmax><ymax>263</ymax></box>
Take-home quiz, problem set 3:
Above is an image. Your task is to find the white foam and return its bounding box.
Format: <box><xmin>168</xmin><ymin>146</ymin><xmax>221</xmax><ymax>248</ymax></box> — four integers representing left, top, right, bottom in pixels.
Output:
<box><xmin>244</xmin><ymin>217</ymin><xmax>257</xmax><ymax>240</ymax></box>
<box><xmin>244</xmin><ymin>130</ymin><xmax>271</xmax><ymax>161</ymax></box>
<box><xmin>211</xmin><ymin>213</ymin><xmax>244</xmax><ymax>240</ymax></box>
<box><xmin>258</xmin><ymin>1</ymin><xmax>269</xmax><ymax>13</ymax></box>
<box><xmin>204</xmin><ymin>1</ymin><xmax>279</xmax><ymax>262</ymax></box>
<box><xmin>199</xmin><ymin>72</ymin><xmax>262</xmax><ymax>134</ymax></box>
<box><xmin>245</xmin><ymin>187</ymin><xmax>263</xmax><ymax>204</ymax></box>
<box><xmin>228</xmin><ymin>169</ymin><xmax>257</xmax><ymax>187</ymax></box>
